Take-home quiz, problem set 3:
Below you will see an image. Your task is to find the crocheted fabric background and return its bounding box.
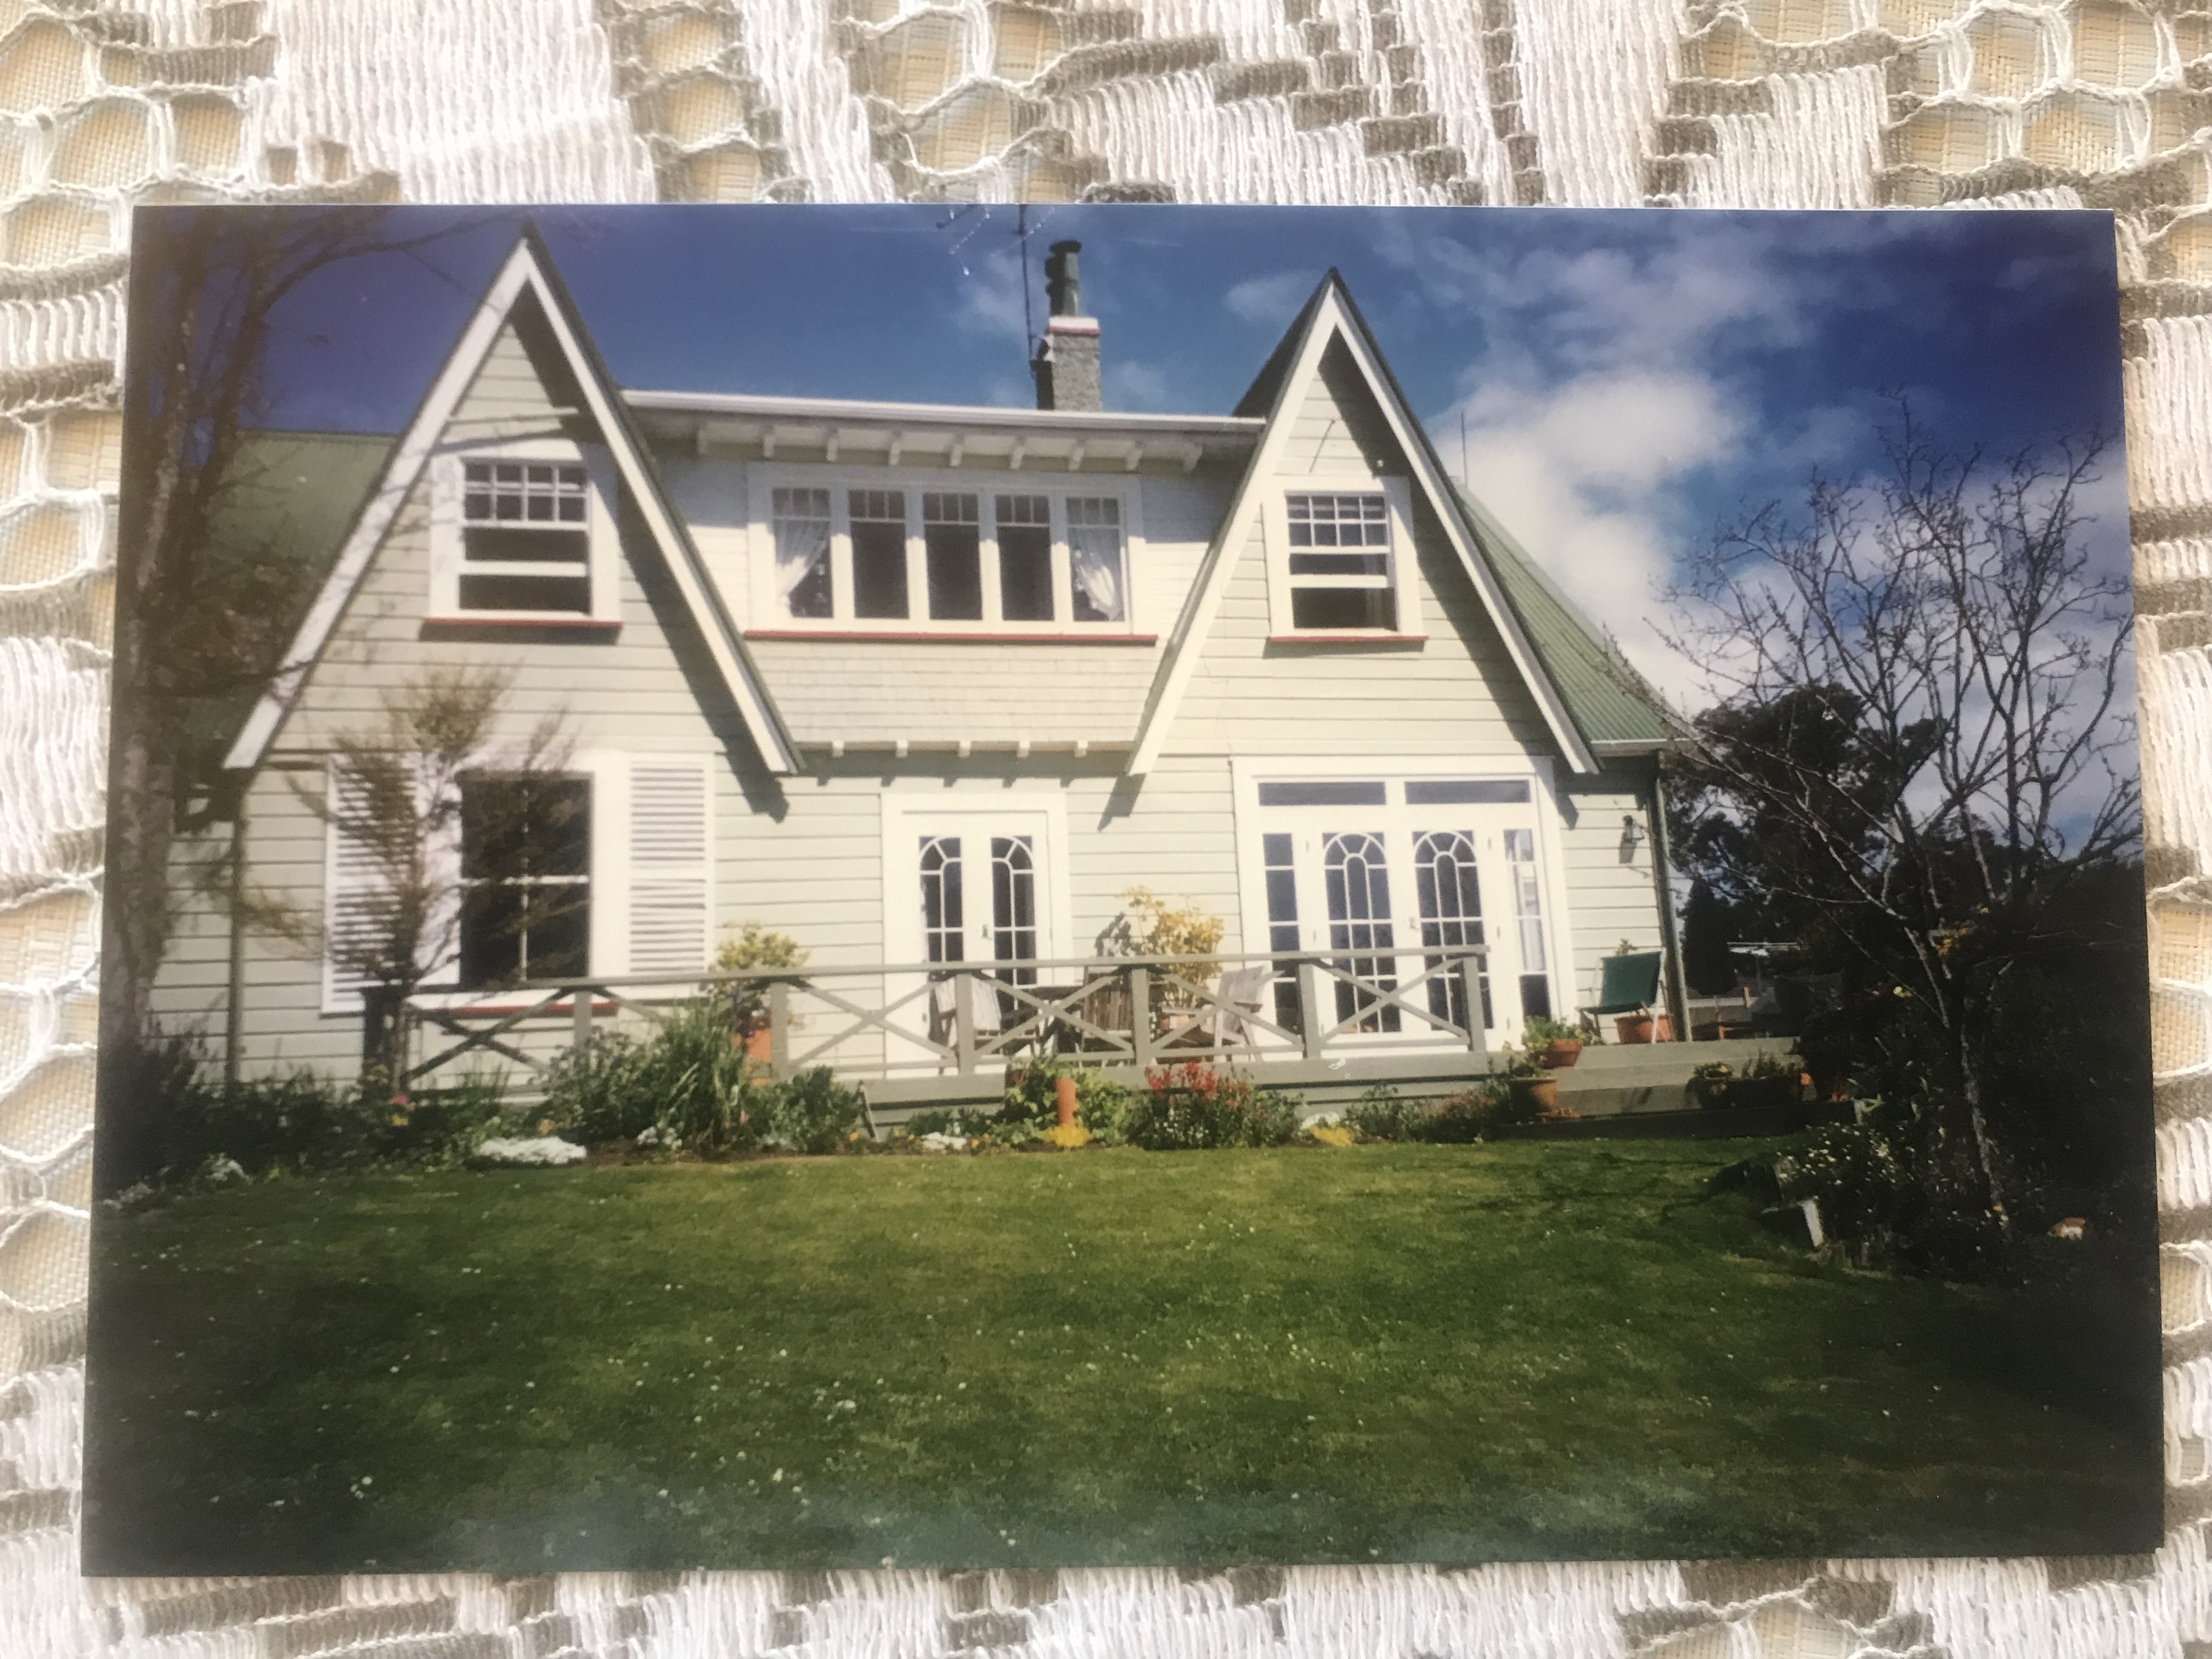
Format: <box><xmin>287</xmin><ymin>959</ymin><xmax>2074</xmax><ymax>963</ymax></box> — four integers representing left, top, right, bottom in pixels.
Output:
<box><xmin>1</xmin><ymin>0</ymin><xmax>2208</xmax><ymax>1654</ymax></box>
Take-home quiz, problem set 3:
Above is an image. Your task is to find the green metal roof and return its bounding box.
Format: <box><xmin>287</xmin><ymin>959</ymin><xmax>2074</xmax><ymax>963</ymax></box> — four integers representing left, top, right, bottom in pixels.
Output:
<box><xmin>1447</xmin><ymin>480</ymin><xmax>1681</xmax><ymax>753</ymax></box>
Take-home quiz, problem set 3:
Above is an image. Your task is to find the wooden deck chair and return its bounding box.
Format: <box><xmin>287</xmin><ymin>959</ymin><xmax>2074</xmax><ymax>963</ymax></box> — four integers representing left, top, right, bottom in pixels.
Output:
<box><xmin>1206</xmin><ymin>964</ymin><xmax>1273</xmax><ymax>1047</ymax></box>
<box><xmin>1577</xmin><ymin>950</ymin><xmax>1663</xmax><ymax>1040</ymax></box>
<box><xmin>928</xmin><ymin>973</ymin><xmax>1001</xmax><ymax>1050</ymax></box>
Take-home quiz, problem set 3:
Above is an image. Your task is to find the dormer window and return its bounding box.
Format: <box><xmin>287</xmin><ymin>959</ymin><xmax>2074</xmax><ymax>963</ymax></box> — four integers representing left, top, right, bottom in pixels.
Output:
<box><xmin>753</xmin><ymin>473</ymin><xmax>1138</xmax><ymax>634</ymax></box>
<box><xmin>430</xmin><ymin>445</ymin><xmax>619</xmax><ymax>626</ymax></box>
<box><xmin>1265</xmin><ymin>477</ymin><xmax>1419</xmax><ymax>639</ymax></box>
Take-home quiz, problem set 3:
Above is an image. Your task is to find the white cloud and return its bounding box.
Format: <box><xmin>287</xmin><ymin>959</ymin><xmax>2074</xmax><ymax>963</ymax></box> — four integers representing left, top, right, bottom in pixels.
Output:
<box><xmin>1108</xmin><ymin>360</ymin><xmax>1170</xmax><ymax>409</ymax></box>
<box><xmin>1223</xmin><ymin>270</ymin><xmax>1318</xmax><ymax>329</ymax></box>
<box><xmin>1414</xmin><ymin>222</ymin><xmax>1861</xmax><ymax>711</ymax></box>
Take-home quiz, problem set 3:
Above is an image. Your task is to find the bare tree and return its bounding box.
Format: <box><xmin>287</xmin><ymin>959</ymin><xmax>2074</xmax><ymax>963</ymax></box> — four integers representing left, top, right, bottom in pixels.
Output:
<box><xmin>1665</xmin><ymin>403</ymin><xmax>2137</xmax><ymax>1215</ymax></box>
<box><xmin>107</xmin><ymin>208</ymin><xmax>496</xmax><ymax>1057</ymax></box>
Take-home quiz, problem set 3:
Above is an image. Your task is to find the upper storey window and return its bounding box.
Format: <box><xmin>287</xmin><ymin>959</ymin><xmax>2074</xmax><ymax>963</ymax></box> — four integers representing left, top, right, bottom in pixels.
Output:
<box><xmin>1265</xmin><ymin>477</ymin><xmax>1419</xmax><ymax>639</ymax></box>
<box><xmin>1287</xmin><ymin>491</ymin><xmax>1393</xmax><ymax>630</ymax></box>
<box><xmin>759</xmin><ymin>480</ymin><xmax>1133</xmax><ymax>633</ymax></box>
<box><xmin>431</xmin><ymin>445</ymin><xmax>619</xmax><ymax>625</ymax></box>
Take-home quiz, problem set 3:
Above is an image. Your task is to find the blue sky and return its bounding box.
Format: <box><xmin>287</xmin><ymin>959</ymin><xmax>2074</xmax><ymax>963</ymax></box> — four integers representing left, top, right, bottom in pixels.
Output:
<box><xmin>172</xmin><ymin>202</ymin><xmax>2127</xmax><ymax>696</ymax></box>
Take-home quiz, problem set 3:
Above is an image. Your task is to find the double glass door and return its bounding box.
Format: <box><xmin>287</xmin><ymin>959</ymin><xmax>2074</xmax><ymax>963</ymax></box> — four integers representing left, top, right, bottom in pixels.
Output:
<box><xmin>1250</xmin><ymin>778</ymin><xmax>1556</xmax><ymax>1048</ymax></box>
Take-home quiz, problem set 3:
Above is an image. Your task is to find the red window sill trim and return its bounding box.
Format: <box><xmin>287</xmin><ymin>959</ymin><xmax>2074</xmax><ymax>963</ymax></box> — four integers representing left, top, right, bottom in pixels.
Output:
<box><xmin>745</xmin><ymin>628</ymin><xmax>1159</xmax><ymax>645</ymax></box>
<box><xmin>422</xmin><ymin>614</ymin><xmax>622</xmax><ymax>631</ymax></box>
<box><xmin>1267</xmin><ymin>632</ymin><xmax>1429</xmax><ymax>645</ymax></box>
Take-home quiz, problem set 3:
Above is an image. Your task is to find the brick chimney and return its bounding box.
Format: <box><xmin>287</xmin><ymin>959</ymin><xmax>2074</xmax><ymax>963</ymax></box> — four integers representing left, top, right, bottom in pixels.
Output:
<box><xmin>1031</xmin><ymin>240</ymin><xmax>1101</xmax><ymax>412</ymax></box>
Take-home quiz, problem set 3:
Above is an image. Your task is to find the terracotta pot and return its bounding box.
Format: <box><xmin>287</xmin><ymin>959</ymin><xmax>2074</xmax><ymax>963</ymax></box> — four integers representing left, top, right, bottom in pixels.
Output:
<box><xmin>1539</xmin><ymin>1038</ymin><xmax>1582</xmax><ymax>1070</ymax></box>
<box><xmin>743</xmin><ymin>1025</ymin><xmax>774</xmax><ymax>1062</ymax></box>
<box><xmin>1054</xmin><ymin>1074</ymin><xmax>1079</xmax><ymax>1129</ymax></box>
<box><xmin>1615</xmin><ymin>1013</ymin><xmax>1654</xmax><ymax>1045</ymax></box>
<box><xmin>1509</xmin><ymin>1075</ymin><xmax>1558</xmax><ymax>1114</ymax></box>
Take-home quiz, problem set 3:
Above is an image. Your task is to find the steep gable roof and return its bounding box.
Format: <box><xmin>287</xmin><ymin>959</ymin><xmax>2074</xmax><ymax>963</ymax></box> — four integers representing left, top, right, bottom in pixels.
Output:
<box><xmin>223</xmin><ymin>228</ymin><xmax>800</xmax><ymax>776</ymax></box>
<box><xmin>1128</xmin><ymin>273</ymin><xmax>1612</xmax><ymax>777</ymax></box>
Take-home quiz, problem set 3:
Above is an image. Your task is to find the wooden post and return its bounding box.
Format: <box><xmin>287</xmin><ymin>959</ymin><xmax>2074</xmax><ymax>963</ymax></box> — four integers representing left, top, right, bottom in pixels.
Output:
<box><xmin>572</xmin><ymin>981</ymin><xmax>593</xmax><ymax>1057</ymax></box>
<box><xmin>955</xmin><ymin>972</ymin><xmax>977</xmax><ymax>1075</ymax></box>
<box><xmin>769</xmin><ymin>979</ymin><xmax>793</xmax><ymax>1081</ymax></box>
<box><xmin>1460</xmin><ymin>956</ymin><xmax>1486</xmax><ymax>1053</ymax></box>
<box><xmin>1298</xmin><ymin>959</ymin><xmax>1327</xmax><ymax>1060</ymax></box>
<box><xmin>1128</xmin><ymin>964</ymin><xmax>1153</xmax><ymax>1070</ymax></box>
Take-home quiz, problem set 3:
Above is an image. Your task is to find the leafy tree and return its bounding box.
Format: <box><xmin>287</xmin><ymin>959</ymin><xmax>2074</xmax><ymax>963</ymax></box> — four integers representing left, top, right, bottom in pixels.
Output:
<box><xmin>1665</xmin><ymin>404</ymin><xmax>2138</xmax><ymax>1220</ymax></box>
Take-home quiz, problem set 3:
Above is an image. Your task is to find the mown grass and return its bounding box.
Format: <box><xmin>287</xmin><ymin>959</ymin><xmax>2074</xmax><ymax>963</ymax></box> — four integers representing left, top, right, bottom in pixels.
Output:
<box><xmin>84</xmin><ymin>1140</ymin><xmax>2160</xmax><ymax>1572</ymax></box>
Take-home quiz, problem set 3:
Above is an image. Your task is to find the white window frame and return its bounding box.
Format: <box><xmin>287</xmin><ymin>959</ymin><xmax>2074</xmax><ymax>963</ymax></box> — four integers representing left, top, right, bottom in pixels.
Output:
<box><xmin>746</xmin><ymin>461</ymin><xmax>1144</xmax><ymax>636</ymax></box>
<box><xmin>427</xmin><ymin>437</ymin><xmax>622</xmax><ymax>625</ymax></box>
<box><xmin>1261</xmin><ymin>474</ymin><xmax>1423</xmax><ymax>638</ymax></box>
<box><xmin>1227</xmin><ymin>755</ymin><xmax>1573</xmax><ymax>1046</ymax></box>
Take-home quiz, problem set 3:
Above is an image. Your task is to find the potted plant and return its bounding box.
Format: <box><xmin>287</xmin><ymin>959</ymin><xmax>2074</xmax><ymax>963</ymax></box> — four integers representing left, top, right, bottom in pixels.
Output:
<box><xmin>1503</xmin><ymin>1053</ymin><xmax>1556</xmax><ymax>1116</ymax></box>
<box><xmin>1523</xmin><ymin>1014</ymin><xmax>1584</xmax><ymax>1069</ymax></box>
<box><xmin>715</xmin><ymin>922</ymin><xmax>808</xmax><ymax>1064</ymax></box>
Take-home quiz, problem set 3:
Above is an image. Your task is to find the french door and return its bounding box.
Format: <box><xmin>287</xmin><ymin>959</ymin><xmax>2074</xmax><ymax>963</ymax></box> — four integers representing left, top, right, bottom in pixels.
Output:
<box><xmin>1249</xmin><ymin>782</ymin><xmax>1558</xmax><ymax>1049</ymax></box>
<box><xmin>889</xmin><ymin>806</ymin><xmax>1062</xmax><ymax>1068</ymax></box>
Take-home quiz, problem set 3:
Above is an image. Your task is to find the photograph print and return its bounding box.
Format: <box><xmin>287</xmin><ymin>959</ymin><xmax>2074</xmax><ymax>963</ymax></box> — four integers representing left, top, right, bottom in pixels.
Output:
<box><xmin>87</xmin><ymin>202</ymin><xmax>2158</xmax><ymax>1573</ymax></box>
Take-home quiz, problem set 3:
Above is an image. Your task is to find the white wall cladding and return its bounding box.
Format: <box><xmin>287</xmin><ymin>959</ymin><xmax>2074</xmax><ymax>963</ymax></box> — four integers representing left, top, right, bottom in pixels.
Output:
<box><xmin>2</xmin><ymin>0</ymin><xmax>2209</xmax><ymax>1656</ymax></box>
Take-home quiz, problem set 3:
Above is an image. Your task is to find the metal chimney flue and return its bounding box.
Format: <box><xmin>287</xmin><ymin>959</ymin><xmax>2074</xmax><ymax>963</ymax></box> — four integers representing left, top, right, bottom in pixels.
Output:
<box><xmin>1032</xmin><ymin>239</ymin><xmax>1101</xmax><ymax>413</ymax></box>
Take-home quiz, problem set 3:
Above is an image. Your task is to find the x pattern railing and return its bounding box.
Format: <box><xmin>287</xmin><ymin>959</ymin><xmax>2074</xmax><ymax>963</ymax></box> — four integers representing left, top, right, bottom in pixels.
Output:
<box><xmin>401</xmin><ymin>946</ymin><xmax>1493</xmax><ymax>1085</ymax></box>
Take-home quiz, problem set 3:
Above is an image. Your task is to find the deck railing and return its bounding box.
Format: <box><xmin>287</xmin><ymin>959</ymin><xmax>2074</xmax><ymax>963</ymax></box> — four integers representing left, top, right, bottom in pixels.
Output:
<box><xmin>399</xmin><ymin>945</ymin><xmax>1496</xmax><ymax>1088</ymax></box>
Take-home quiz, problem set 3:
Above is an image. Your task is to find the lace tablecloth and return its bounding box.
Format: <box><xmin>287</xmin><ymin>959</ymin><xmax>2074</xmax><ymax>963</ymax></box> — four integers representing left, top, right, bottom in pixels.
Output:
<box><xmin>5</xmin><ymin>1</ymin><xmax>2210</xmax><ymax>1653</ymax></box>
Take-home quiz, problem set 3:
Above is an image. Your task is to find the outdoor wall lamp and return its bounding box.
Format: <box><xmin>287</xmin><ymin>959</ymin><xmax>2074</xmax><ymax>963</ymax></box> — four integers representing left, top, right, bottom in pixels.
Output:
<box><xmin>1619</xmin><ymin>815</ymin><xmax>1645</xmax><ymax>863</ymax></box>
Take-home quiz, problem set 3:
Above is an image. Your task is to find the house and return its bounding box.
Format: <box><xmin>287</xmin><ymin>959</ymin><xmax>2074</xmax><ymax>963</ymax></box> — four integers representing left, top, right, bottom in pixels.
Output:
<box><xmin>152</xmin><ymin>228</ymin><xmax>1688</xmax><ymax>1108</ymax></box>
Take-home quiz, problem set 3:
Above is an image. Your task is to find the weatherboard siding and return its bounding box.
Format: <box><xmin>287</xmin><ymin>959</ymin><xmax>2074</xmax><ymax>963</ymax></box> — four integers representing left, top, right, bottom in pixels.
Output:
<box><xmin>1558</xmin><ymin>769</ymin><xmax>1666</xmax><ymax>1017</ymax></box>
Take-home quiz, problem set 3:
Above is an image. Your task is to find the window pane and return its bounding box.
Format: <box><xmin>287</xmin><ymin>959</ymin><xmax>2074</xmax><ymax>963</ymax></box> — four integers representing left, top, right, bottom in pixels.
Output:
<box><xmin>460</xmin><ymin>884</ymin><xmax>524</xmax><ymax>988</ymax></box>
<box><xmin>525</xmin><ymin>900</ymin><xmax>590</xmax><ymax>980</ymax></box>
<box><xmin>1290</xmin><ymin>586</ymin><xmax>1396</xmax><ymax>630</ymax></box>
<box><xmin>1068</xmin><ymin>498</ymin><xmax>1123</xmax><ymax>622</ymax></box>
<box><xmin>1406</xmin><ymin>779</ymin><xmax>1531</xmax><ymax>804</ymax></box>
<box><xmin>533</xmin><ymin>777</ymin><xmax>592</xmax><ymax>877</ymax></box>
<box><xmin>1287</xmin><ymin>552</ymin><xmax>1389</xmax><ymax>578</ymax></box>
<box><xmin>772</xmin><ymin>488</ymin><xmax>832</xmax><ymax>619</ymax></box>
<box><xmin>461</xmin><ymin>777</ymin><xmax>529</xmax><ymax>880</ymax></box>
<box><xmin>849</xmin><ymin>495</ymin><xmax>909</xmax><ymax>619</ymax></box>
<box><xmin>923</xmin><ymin>494</ymin><xmax>983</xmax><ymax>621</ymax></box>
<box><xmin>998</xmin><ymin>523</ymin><xmax>1053</xmax><ymax>622</ymax></box>
<box><xmin>920</xmin><ymin>835</ymin><xmax>963</xmax><ymax>963</ymax></box>
<box><xmin>996</xmin><ymin>496</ymin><xmax>1052</xmax><ymax>622</ymax></box>
<box><xmin>462</xmin><ymin>524</ymin><xmax>589</xmax><ymax>564</ymax></box>
<box><xmin>457</xmin><ymin>573</ymin><xmax>592</xmax><ymax>614</ymax></box>
<box><xmin>1257</xmin><ymin>780</ymin><xmax>1387</xmax><ymax>806</ymax></box>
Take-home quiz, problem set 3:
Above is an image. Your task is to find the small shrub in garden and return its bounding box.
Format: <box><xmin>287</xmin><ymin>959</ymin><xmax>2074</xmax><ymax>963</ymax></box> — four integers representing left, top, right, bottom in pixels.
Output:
<box><xmin>541</xmin><ymin>1031</ymin><xmax>659</xmax><ymax>1145</ymax></box>
<box><xmin>758</xmin><ymin>1067</ymin><xmax>866</xmax><ymax>1154</ymax></box>
<box><xmin>1345</xmin><ymin>1085</ymin><xmax>1422</xmax><ymax>1142</ymax></box>
<box><xmin>1413</xmin><ymin>1085</ymin><xmax>1505</xmax><ymax>1143</ymax></box>
<box><xmin>1122</xmin><ymin>1062</ymin><xmax>1297</xmax><ymax>1149</ymax></box>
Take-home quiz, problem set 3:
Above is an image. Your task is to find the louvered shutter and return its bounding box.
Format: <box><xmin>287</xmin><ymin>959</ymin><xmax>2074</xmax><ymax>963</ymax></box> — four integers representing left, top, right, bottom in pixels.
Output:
<box><xmin>628</xmin><ymin>761</ymin><xmax>710</xmax><ymax>976</ymax></box>
<box><xmin>323</xmin><ymin>762</ymin><xmax>387</xmax><ymax>1013</ymax></box>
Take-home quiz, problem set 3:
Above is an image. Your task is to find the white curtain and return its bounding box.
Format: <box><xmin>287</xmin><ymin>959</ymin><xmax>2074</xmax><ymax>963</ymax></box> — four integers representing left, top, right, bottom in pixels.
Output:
<box><xmin>772</xmin><ymin>490</ymin><xmax>831</xmax><ymax>616</ymax></box>
<box><xmin>1069</xmin><ymin>510</ymin><xmax>1124</xmax><ymax>622</ymax></box>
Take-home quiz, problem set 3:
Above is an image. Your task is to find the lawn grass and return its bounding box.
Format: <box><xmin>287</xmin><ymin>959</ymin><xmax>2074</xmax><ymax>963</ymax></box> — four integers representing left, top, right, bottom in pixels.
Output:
<box><xmin>84</xmin><ymin>1139</ymin><xmax>2161</xmax><ymax>1572</ymax></box>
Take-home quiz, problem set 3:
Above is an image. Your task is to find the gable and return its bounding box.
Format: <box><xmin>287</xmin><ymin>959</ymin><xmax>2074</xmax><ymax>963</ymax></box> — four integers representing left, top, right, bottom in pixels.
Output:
<box><xmin>222</xmin><ymin>231</ymin><xmax>798</xmax><ymax>777</ymax></box>
<box><xmin>1128</xmin><ymin>278</ymin><xmax>1606</xmax><ymax>776</ymax></box>
<box><xmin>1156</xmin><ymin>351</ymin><xmax>1560</xmax><ymax>759</ymax></box>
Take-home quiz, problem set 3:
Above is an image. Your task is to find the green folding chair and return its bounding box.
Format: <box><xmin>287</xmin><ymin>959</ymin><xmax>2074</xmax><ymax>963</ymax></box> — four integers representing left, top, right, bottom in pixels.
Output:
<box><xmin>1578</xmin><ymin>950</ymin><xmax>1664</xmax><ymax>1040</ymax></box>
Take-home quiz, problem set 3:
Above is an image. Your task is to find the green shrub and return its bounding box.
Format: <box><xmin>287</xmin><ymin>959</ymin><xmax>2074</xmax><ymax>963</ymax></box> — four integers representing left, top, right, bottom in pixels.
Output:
<box><xmin>1413</xmin><ymin>1084</ymin><xmax>1508</xmax><ymax>1143</ymax></box>
<box><xmin>1523</xmin><ymin>1014</ymin><xmax>1584</xmax><ymax>1047</ymax></box>
<box><xmin>758</xmin><ymin>1066</ymin><xmax>866</xmax><ymax>1154</ymax></box>
<box><xmin>1688</xmin><ymin>1062</ymin><xmax>1735</xmax><ymax>1110</ymax></box>
<box><xmin>1344</xmin><ymin>1084</ymin><xmax>1423</xmax><ymax>1142</ymax></box>
<box><xmin>541</xmin><ymin>1030</ymin><xmax>659</xmax><ymax>1144</ymax></box>
<box><xmin>1122</xmin><ymin>1062</ymin><xmax>1297</xmax><ymax>1150</ymax></box>
<box><xmin>129</xmin><ymin>1031</ymin><xmax>526</xmax><ymax>1182</ymax></box>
